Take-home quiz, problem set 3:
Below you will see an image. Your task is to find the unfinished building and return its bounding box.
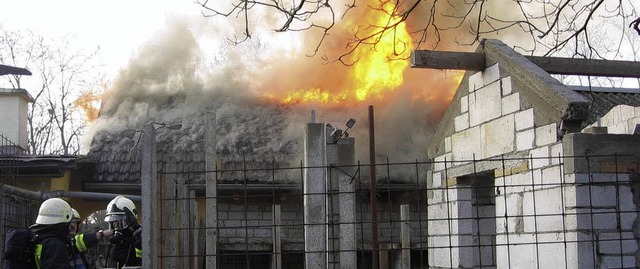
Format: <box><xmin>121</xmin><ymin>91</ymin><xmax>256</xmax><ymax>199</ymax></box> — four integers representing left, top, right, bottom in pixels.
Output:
<box><xmin>416</xmin><ymin>39</ymin><xmax>640</xmax><ymax>268</ymax></box>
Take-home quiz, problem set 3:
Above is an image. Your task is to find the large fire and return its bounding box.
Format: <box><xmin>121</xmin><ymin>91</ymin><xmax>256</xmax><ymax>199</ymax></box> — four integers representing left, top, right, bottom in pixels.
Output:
<box><xmin>269</xmin><ymin>0</ymin><xmax>462</xmax><ymax>107</ymax></box>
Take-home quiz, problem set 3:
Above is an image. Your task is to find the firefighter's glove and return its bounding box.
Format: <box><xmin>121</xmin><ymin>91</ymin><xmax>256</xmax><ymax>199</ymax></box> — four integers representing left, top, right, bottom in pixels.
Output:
<box><xmin>124</xmin><ymin>207</ymin><xmax>141</xmax><ymax>233</ymax></box>
<box><xmin>110</xmin><ymin>230</ymin><xmax>124</xmax><ymax>244</ymax></box>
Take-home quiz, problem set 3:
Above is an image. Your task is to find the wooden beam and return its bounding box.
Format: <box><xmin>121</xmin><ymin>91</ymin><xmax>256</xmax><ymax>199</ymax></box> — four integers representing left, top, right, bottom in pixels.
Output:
<box><xmin>411</xmin><ymin>50</ymin><xmax>640</xmax><ymax>78</ymax></box>
<box><xmin>526</xmin><ymin>56</ymin><xmax>640</xmax><ymax>78</ymax></box>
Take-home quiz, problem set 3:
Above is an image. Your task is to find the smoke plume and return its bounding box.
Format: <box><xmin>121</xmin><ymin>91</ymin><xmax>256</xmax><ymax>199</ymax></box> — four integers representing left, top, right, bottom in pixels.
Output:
<box><xmin>88</xmin><ymin>4</ymin><xmax>474</xmax><ymax>181</ymax></box>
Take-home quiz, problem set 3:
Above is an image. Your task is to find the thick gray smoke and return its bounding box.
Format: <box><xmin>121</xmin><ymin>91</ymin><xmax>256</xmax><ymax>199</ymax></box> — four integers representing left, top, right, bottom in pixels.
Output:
<box><xmin>88</xmin><ymin>17</ymin><xmax>449</xmax><ymax>183</ymax></box>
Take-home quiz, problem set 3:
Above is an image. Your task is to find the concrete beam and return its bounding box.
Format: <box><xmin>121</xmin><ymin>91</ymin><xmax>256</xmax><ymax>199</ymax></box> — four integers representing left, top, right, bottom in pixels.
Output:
<box><xmin>205</xmin><ymin>112</ymin><xmax>218</xmax><ymax>269</ymax></box>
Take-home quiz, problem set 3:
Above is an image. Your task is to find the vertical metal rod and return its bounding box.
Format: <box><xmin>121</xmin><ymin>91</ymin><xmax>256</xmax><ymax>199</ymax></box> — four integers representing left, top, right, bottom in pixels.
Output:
<box><xmin>368</xmin><ymin>105</ymin><xmax>379</xmax><ymax>269</ymax></box>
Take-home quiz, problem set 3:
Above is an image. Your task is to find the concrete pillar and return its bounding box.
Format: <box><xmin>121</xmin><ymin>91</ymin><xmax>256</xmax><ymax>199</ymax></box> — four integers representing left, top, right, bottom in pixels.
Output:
<box><xmin>400</xmin><ymin>204</ymin><xmax>411</xmax><ymax>269</ymax></box>
<box><xmin>205</xmin><ymin>112</ymin><xmax>218</xmax><ymax>269</ymax></box>
<box><xmin>326</xmin><ymin>141</ymin><xmax>338</xmax><ymax>269</ymax></box>
<box><xmin>178</xmin><ymin>177</ymin><xmax>189</xmax><ymax>268</ymax></box>
<box><xmin>304</xmin><ymin>123</ymin><xmax>327</xmax><ymax>269</ymax></box>
<box><xmin>272</xmin><ymin>204</ymin><xmax>282</xmax><ymax>269</ymax></box>
<box><xmin>189</xmin><ymin>190</ymin><xmax>199</xmax><ymax>268</ymax></box>
<box><xmin>141</xmin><ymin>123</ymin><xmax>158</xmax><ymax>268</ymax></box>
<box><xmin>337</xmin><ymin>138</ymin><xmax>357</xmax><ymax>269</ymax></box>
<box><xmin>162</xmin><ymin>161</ymin><xmax>177</xmax><ymax>268</ymax></box>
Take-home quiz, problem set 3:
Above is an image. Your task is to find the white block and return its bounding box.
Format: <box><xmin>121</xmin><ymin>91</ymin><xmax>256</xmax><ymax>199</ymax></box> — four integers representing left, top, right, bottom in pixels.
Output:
<box><xmin>461</xmin><ymin>95</ymin><xmax>468</xmax><ymax>113</ymax></box>
<box><xmin>531</xmin><ymin>169</ymin><xmax>542</xmax><ymax>189</ymax></box>
<box><xmin>620</xmin><ymin>105</ymin><xmax>635</xmax><ymax>122</ymax></box>
<box><xmin>600</xmin><ymin>110</ymin><xmax>614</xmax><ymax>127</ymax></box>
<box><xmin>432</xmin><ymin>172</ymin><xmax>442</xmax><ymax>188</ymax></box>
<box><xmin>515</xmin><ymin>108</ymin><xmax>534</xmax><ymax>131</ymax></box>
<box><xmin>469</xmin><ymin>81</ymin><xmax>502</xmax><ymax>126</ymax></box>
<box><xmin>535</xmin><ymin>187</ymin><xmax>563</xmax><ymax>215</ymax></box>
<box><xmin>481</xmin><ymin>115</ymin><xmax>515</xmax><ymax>158</ymax></box>
<box><xmin>610</xmin><ymin>122</ymin><xmax>627</xmax><ymax>134</ymax></box>
<box><xmin>452</xmin><ymin>126</ymin><xmax>481</xmax><ymax>162</ymax></box>
<box><xmin>516</xmin><ymin>129</ymin><xmax>535</xmax><ymax>151</ymax></box>
<box><xmin>550</xmin><ymin>143</ymin><xmax>563</xmax><ymax>165</ymax></box>
<box><xmin>454</xmin><ymin>113</ymin><xmax>469</xmax><ymax>132</ymax></box>
<box><xmin>434</xmin><ymin>154</ymin><xmax>449</xmax><ymax>171</ymax></box>
<box><xmin>535</xmin><ymin>123</ymin><xmax>557</xmax><ymax>146</ymax></box>
<box><xmin>445</xmin><ymin>136</ymin><xmax>452</xmax><ymax>152</ymax></box>
<box><xmin>483</xmin><ymin>63</ymin><xmax>501</xmax><ymax>85</ymax></box>
<box><xmin>529</xmin><ymin>146</ymin><xmax>550</xmax><ymax>169</ymax></box>
<box><xmin>501</xmin><ymin>76</ymin><xmax>513</xmax><ymax>95</ymax></box>
<box><xmin>468</xmin><ymin>71</ymin><xmax>483</xmax><ymax>93</ymax></box>
<box><xmin>541</xmin><ymin>165</ymin><xmax>562</xmax><ymax>186</ymax></box>
<box><xmin>502</xmin><ymin>92</ymin><xmax>520</xmax><ymax>115</ymax></box>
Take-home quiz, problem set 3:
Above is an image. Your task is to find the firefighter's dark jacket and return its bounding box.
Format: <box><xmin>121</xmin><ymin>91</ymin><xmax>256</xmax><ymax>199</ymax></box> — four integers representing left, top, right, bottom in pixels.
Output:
<box><xmin>108</xmin><ymin>226</ymin><xmax>142</xmax><ymax>268</ymax></box>
<box><xmin>31</xmin><ymin>223</ymin><xmax>71</xmax><ymax>269</ymax></box>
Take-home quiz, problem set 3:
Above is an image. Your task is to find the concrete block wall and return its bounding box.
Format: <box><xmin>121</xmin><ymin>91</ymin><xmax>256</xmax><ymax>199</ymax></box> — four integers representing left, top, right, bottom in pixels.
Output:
<box><xmin>584</xmin><ymin>105</ymin><xmax>640</xmax><ymax>134</ymax></box>
<box><xmin>428</xmin><ymin>64</ymin><xmax>639</xmax><ymax>268</ymax></box>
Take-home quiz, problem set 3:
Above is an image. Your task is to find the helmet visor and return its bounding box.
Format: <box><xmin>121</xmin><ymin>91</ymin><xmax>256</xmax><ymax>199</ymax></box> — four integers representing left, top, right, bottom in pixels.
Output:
<box><xmin>109</xmin><ymin>218</ymin><xmax>128</xmax><ymax>230</ymax></box>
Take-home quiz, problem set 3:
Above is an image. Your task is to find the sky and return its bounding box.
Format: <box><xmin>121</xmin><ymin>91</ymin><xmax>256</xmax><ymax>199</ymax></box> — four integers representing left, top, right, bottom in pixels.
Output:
<box><xmin>0</xmin><ymin>0</ymin><xmax>204</xmax><ymax>74</ymax></box>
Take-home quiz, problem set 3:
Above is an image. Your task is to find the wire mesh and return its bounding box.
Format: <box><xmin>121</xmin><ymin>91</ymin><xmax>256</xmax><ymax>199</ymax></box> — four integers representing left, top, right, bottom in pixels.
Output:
<box><xmin>153</xmin><ymin>153</ymin><xmax>639</xmax><ymax>269</ymax></box>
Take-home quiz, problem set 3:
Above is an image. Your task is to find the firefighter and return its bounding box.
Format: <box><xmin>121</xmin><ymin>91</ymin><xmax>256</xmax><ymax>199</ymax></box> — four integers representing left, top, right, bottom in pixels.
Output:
<box><xmin>104</xmin><ymin>195</ymin><xmax>142</xmax><ymax>268</ymax></box>
<box><xmin>69</xmin><ymin>208</ymin><xmax>113</xmax><ymax>268</ymax></box>
<box><xmin>29</xmin><ymin>198</ymin><xmax>73</xmax><ymax>269</ymax></box>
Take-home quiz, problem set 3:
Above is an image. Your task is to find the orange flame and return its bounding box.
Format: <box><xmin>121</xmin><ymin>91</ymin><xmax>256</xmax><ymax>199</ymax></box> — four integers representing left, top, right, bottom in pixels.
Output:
<box><xmin>272</xmin><ymin>1</ymin><xmax>413</xmax><ymax>105</ymax></box>
<box><xmin>74</xmin><ymin>91</ymin><xmax>102</xmax><ymax>122</ymax></box>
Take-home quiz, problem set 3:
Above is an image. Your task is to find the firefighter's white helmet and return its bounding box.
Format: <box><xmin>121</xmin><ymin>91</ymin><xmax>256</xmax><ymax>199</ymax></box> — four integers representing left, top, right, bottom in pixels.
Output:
<box><xmin>35</xmin><ymin>198</ymin><xmax>73</xmax><ymax>225</ymax></box>
<box><xmin>104</xmin><ymin>195</ymin><xmax>137</xmax><ymax>222</ymax></box>
<box><xmin>71</xmin><ymin>208</ymin><xmax>81</xmax><ymax>220</ymax></box>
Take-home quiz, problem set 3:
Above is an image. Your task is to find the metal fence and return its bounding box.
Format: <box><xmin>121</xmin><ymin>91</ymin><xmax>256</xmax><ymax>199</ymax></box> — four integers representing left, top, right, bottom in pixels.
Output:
<box><xmin>0</xmin><ymin>134</ymin><xmax>40</xmax><ymax>268</ymax></box>
<box><xmin>152</xmin><ymin>153</ymin><xmax>640</xmax><ymax>269</ymax></box>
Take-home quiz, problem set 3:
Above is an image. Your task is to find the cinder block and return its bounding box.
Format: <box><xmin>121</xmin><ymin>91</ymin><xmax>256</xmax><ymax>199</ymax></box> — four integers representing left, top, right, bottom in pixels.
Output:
<box><xmin>516</xmin><ymin>129</ymin><xmax>535</xmax><ymax>151</ymax></box>
<box><xmin>535</xmin><ymin>187</ymin><xmax>563</xmax><ymax>215</ymax></box>
<box><xmin>515</xmin><ymin>108</ymin><xmax>534</xmax><ymax>131</ymax></box>
<box><xmin>569</xmin><ymin>185</ymin><xmax>617</xmax><ymax>208</ymax></box>
<box><xmin>502</xmin><ymin>92</ymin><xmax>520</xmax><ymax>115</ymax></box>
<box><xmin>598</xmin><ymin>232</ymin><xmax>636</xmax><ymax>254</ymax></box>
<box><xmin>481</xmin><ymin>115</ymin><xmax>515</xmax><ymax>158</ymax></box>
<box><xmin>600</xmin><ymin>256</ymin><xmax>636</xmax><ymax>269</ymax></box>
<box><xmin>461</xmin><ymin>95</ymin><xmax>469</xmax><ymax>113</ymax></box>
<box><xmin>468</xmin><ymin>71</ymin><xmax>483</xmax><ymax>92</ymax></box>
<box><xmin>610</xmin><ymin>122</ymin><xmax>628</xmax><ymax>134</ymax></box>
<box><xmin>528</xmin><ymin>146</ymin><xmax>550</xmax><ymax>169</ymax></box>
<box><xmin>433</xmin><ymin>154</ymin><xmax>450</xmax><ymax>171</ymax></box>
<box><xmin>483</xmin><ymin>63</ymin><xmax>501</xmax><ymax>85</ymax></box>
<box><xmin>445</xmin><ymin>136</ymin><xmax>452</xmax><ymax>152</ymax></box>
<box><xmin>455</xmin><ymin>113</ymin><xmax>470</xmax><ymax>132</ymax></box>
<box><xmin>432</xmin><ymin>172</ymin><xmax>442</xmax><ymax>188</ymax></box>
<box><xmin>620</xmin><ymin>105</ymin><xmax>635</xmax><ymax>121</ymax></box>
<box><xmin>541</xmin><ymin>165</ymin><xmax>562</xmax><ymax>186</ymax></box>
<box><xmin>550</xmin><ymin>143</ymin><xmax>563</xmax><ymax>165</ymax></box>
<box><xmin>452</xmin><ymin>126</ymin><xmax>481</xmax><ymax>162</ymax></box>
<box><xmin>501</xmin><ymin>76</ymin><xmax>513</xmax><ymax>95</ymax></box>
<box><xmin>535</xmin><ymin>123</ymin><xmax>557</xmax><ymax>146</ymax></box>
<box><xmin>531</xmin><ymin>168</ymin><xmax>542</xmax><ymax>188</ymax></box>
<box><xmin>469</xmin><ymin>81</ymin><xmax>502</xmax><ymax>126</ymax></box>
